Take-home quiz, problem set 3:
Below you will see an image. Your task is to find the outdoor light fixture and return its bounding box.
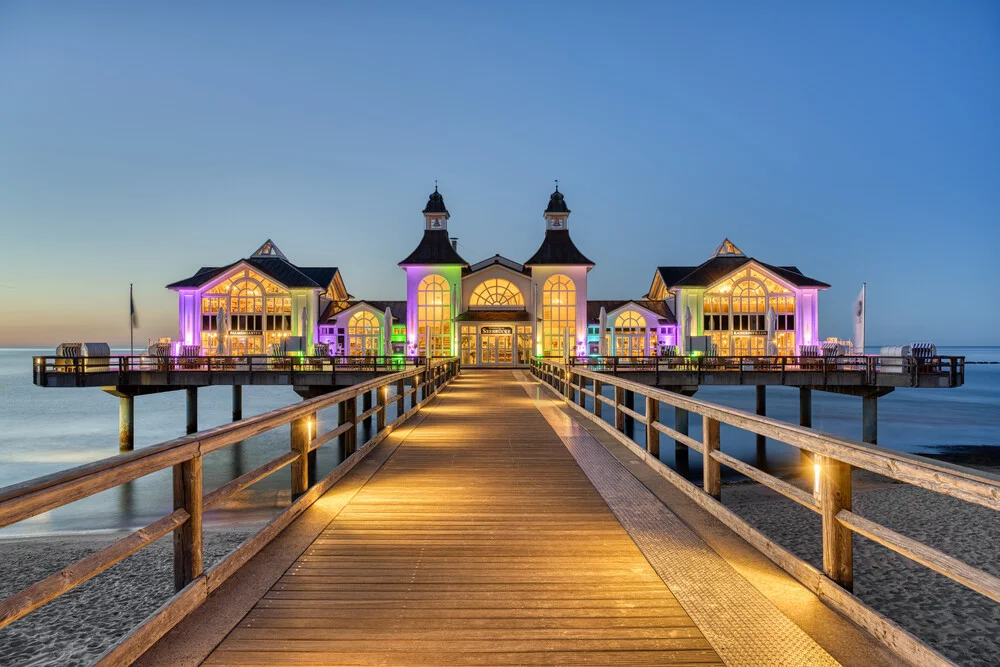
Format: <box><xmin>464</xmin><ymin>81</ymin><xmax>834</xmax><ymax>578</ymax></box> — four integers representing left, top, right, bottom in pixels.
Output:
<box><xmin>813</xmin><ymin>462</ymin><xmax>822</xmax><ymax>500</ymax></box>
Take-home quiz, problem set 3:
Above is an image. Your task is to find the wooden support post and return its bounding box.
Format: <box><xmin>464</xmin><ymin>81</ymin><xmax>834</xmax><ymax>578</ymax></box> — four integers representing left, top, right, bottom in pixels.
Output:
<box><xmin>614</xmin><ymin>386</ymin><xmax>625</xmax><ymax>431</ymax></box>
<box><xmin>290</xmin><ymin>414</ymin><xmax>310</xmax><ymax>498</ymax></box>
<box><xmin>593</xmin><ymin>379</ymin><xmax>602</xmax><ymax>419</ymax></box>
<box><xmin>362</xmin><ymin>391</ymin><xmax>373</xmax><ymax>427</ymax></box>
<box><xmin>819</xmin><ymin>455</ymin><xmax>854</xmax><ymax>591</ymax></box>
<box><xmin>173</xmin><ymin>455</ymin><xmax>203</xmax><ymax>591</ymax></box>
<box><xmin>800</xmin><ymin>388</ymin><xmax>813</xmax><ymax>465</ymax></box>
<box><xmin>702</xmin><ymin>416</ymin><xmax>721</xmax><ymax>500</ymax></box>
<box><xmin>396</xmin><ymin>379</ymin><xmax>404</xmax><ymax>415</ymax></box>
<box><xmin>863</xmin><ymin>396</ymin><xmax>878</xmax><ymax>445</ymax></box>
<box><xmin>646</xmin><ymin>396</ymin><xmax>659</xmax><ymax>458</ymax></box>
<box><xmin>755</xmin><ymin>385</ymin><xmax>766</xmax><ymax>455</ymax></box>
<box><xmin>675</xmin><ymin>406</ymin><xmax>689</xmax><ymax>452</ymax></box>
<box><xmin>344</xmin><ymin>396</ymin><xmax>357</xmax><ymax>456</ymax></box>
<box><xmin>578</xmin><ymin>376</ymin><xmax>587</xmax><ymax>408</ymax></box>
<box><xmin>119</xmin><ymin>395</ymin><xmax>134</xmax><ymax>452</ymax></box>
<box><xmin>377</xmin><ymin>385</ymin><xmax>387</xmax><ymax>431</ymax></box>
<box><xmin>624</xmin><ymin>390</ymin><xmax>635</xmax><ymax>436</ymax></box>
<box><xmin>185</xmin><ymin>387</ymin><xmax>198</xmax><ymax>435</ymax></box>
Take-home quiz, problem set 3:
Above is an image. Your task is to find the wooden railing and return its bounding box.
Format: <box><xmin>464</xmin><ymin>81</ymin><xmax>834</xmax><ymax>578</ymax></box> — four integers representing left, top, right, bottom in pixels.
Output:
<box><xmin>555</xmin><ymin>354</ymin><xmax>965</xmax><ymax>387</ymax></box>
<box><xmin>531</xmin><ymin>357</ymin><xmax>997</xmax><ymax>666</ymax></box>
<box><xmin>1</xmin><ymin>358</ymin><xmax>460</xmax><ymax>665</ymax></box>
<box><xmin>33</xmin><ymin>354</ymin><xmax>425</xmax><ymax>380</ymax></box>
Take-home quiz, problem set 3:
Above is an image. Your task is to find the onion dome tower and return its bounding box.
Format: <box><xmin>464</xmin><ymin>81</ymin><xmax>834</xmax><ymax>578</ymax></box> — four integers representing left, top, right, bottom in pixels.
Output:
<box><xmin>524</xmin><ymin>185</ymin><xmax>594</xmax><ymax>267</ymax></box>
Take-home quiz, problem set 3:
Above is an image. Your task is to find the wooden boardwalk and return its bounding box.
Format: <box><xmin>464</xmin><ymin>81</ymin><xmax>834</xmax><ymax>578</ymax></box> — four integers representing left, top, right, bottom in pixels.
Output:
<box><xmin>204</xmin><ymin>371</ymin><xmax>723</xmax><ymax>666</ymax></box>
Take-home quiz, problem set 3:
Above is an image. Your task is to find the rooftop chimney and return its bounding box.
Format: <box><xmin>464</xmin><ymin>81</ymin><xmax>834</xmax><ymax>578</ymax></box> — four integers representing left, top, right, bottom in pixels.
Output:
<box><xmin>450</xmin><ymin>237</ymin><xmax>458</xmax><ymax>251</ymax></box>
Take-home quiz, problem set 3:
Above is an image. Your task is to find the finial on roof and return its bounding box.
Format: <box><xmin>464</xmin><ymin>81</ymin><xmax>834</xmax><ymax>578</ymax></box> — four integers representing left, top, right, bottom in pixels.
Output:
<box><xmin>554</xmin><ymin>179</ymin><xmax>559</xmax><ymax>192</ymax></box>
<box><xmin>434</xmin><ymin>179</ymin><xmax>438</xmax><ymax>192</ymax></box>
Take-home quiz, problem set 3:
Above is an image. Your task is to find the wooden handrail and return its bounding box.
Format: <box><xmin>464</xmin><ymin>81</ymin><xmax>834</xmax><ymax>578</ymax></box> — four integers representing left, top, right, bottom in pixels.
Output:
<box><xmin>530</xmin><ymin>357</ymin><xmax>997</xmax><ymax>663</ymax></box>
<box><xmin>0</xmin><ymin>358</ymin><xmax>460</xmax><ymax>660</ymax></box>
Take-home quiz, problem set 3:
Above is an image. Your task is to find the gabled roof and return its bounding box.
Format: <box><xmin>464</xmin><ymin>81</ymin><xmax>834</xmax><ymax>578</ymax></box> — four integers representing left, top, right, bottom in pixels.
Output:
<box><xmin>464</xmin><ymin>254</ymin><xmax>531</xmax><ymax>276</ymax></box>
<box><xmin>524</xmin><ymin>230</ymin><xmax>594</xmax><ymax>266</ymax></box>
<box><xmin>399</xmin><ymin>230</ymin><xmax>468</xmax><ymax>266</ymax></box>
<box><xmin>655</xmin><ymin>257</ymin><xmax>829</xmax><ymax>290</ymax></box>
<box><xmin>167</xmin><ymin>256</ymin><xmax>341</xmax><ymax>290</ymax></box>
<box><xmin>319</xmin><ymin>300</ymin><xmax>407</xmax><ymax>324</ymax></box>
<box><xmin>587</xmin><ymin>300</ymin><xmax>677</xmax><ymax>325</ymax></box>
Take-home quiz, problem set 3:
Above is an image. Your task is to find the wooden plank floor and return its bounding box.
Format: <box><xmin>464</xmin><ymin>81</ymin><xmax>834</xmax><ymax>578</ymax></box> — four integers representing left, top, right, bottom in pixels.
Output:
<box><xmin>204</xmin><ymin>371</ymin><xmax>723</xmax><ymax>666</ymax></box>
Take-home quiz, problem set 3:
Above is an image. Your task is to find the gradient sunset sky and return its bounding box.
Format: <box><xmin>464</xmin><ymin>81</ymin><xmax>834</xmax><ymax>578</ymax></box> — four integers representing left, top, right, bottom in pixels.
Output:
<box><xmin>1</xmin><ymin>1</ymin><xmax>998</xmax><ymax>346</ymax></box>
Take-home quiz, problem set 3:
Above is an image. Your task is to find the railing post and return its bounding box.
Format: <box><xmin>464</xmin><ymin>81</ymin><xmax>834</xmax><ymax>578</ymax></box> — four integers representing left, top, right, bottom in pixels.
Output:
<box><xmin>396</xmin><ymin>379</ymin><xmax>405</xmax><ymax>415</ymax></box>
<box><xmin>819</xmin><ymin>456</ymin><xmax>854</xmax><ymax>591</ymax></box>
<box><xmin>614</xmin><ymin>385</ymin><xmax>625</xmax><ymax>431</ymax></box>
<box><xmin>173</xmin><ymin>454</ymin><xmax>203</xmax><ymax>591</ymax></box>
<box><xmin>290</xmin><ymin>414</ymin><xmax>310</xmax><ymax>498</ymax></box>
<box><xmin>593</xmin><ymin>379</ymin><xmax>602</xmax><ymax>418</ymax></box>
<box><xmin>377</xmin><ymin>384</ymin><xmax>387</xmax><ymax>431</ymax></box>
<box><xmin>578</xmin><ymin>375</ymin><xmax>587</xmax><ymax>408</ymax></box>
<box><xmin>702</xmin><ymin>416</ymin><xmax>721</xmax><ymax>500</ymax></box>
<box><xmin>645</xmin><ymin>395</ymin><xmax>659</xmax><ymax>458</ymax></box>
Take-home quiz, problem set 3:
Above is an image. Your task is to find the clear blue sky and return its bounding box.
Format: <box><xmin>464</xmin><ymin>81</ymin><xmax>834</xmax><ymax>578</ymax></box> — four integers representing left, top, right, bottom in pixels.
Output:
<box><xmin>1</xmin><ymin>1</ymin><xmax>997</xmax><ymax>346</ymax></box>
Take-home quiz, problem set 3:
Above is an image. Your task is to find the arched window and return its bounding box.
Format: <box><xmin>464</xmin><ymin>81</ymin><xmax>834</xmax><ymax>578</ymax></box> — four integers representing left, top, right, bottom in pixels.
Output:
<box><xmin>541</xmin><ymin>274</ymin><xmax>576</xmax><ymax>356</ymax></box>
<box><xmin>705</xmin><ymin>268</ymin><xmax>797</xmax><ymax>356</ymax></box>
<box><xmin>417</xmin><ymin>275</ymin><xmax>452</xmax><ymax>357</ymax></box>
<box><xmin>348</xmin><ymin>311</ymin><xmax>381</xmax><ymax>356</ymax></box>
<box><xmin>470</xmin><ymin>279</ymin><xmax>524</xmax><ymax>307</ymax></box>
<box><xmin>614</xmin><ymin>310</ymin><xmax>647</xmax><ymax>356</ymax></box>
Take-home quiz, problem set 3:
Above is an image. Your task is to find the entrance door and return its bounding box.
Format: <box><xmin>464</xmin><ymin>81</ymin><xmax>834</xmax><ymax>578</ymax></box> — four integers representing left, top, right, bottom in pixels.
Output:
<box><xmin>733</xmin><ymin>335</ymin><xmax>765</xmax><ymax>356</ymax></box>
<box><xmin>229</xmin><ymin>336</ymin><xmax>263</xmax><ymax>356</ymax></box>
<box><xmin>480</xmin><ymin>334</ymin><xmax>513</xmax><ymax>366</ymax></box>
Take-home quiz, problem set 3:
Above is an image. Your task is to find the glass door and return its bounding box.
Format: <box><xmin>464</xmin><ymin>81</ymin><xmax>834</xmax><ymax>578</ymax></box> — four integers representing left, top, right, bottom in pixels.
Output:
<box><xmin>480</xmin><ymin>334</ymin><xmax>513</xmax><ymax>365</ymax></box>
<box><xmin>733</xmin><ymin>335</ymin><xmax>765</xmax><ymax>356</ymax></box>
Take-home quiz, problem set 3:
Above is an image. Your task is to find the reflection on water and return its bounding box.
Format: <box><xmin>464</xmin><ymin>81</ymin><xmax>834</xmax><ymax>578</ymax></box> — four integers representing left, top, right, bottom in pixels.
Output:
<box><xmin>1</xmin><ymin>347</ymin><xmax>998</xmax><ymax>536</ymax></box>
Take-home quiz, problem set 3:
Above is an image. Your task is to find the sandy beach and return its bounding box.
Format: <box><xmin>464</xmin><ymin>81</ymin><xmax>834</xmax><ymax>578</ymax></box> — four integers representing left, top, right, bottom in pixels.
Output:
<box><xmin>1</xmin><ymin>466</ymin><xmax>997</xmax><ymax>666</ymax></box>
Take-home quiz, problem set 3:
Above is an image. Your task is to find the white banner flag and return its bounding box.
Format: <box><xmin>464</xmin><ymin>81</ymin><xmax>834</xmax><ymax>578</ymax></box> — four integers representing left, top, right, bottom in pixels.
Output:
<box><xmin>853</xmin><ymin>284</ymin><xmax>866</xmax><ymax>354</ymax></box>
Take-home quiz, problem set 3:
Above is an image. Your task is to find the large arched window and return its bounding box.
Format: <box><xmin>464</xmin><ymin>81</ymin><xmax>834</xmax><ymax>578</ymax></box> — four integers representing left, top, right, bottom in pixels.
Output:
<box><xmin>470</xmin><ymin>279</ymin><xmax>524</xmax><ymax>307</ymax></box>
<box><xmin>704</xmin><ymin>268</ymin><xmax>796</xmax><ymax>356</ymax></box>
<box><xmin>348</xmin><ymin>311</ymin><xmax>380</xmax><ymax>356</ymax></box>
<box><xmin>541</xmin><ymin>274</ymin><xmax>576</xmax><ymax>356</ymax></box>
<box><xmin>614</xmin><ymin>310</ymin><xmax>647</xmax><ymax>356</ymax></box>
<box><xmin>417</xmin><ymin>275</ymin><xmax>452</xmax><ymax>357</ymax></box>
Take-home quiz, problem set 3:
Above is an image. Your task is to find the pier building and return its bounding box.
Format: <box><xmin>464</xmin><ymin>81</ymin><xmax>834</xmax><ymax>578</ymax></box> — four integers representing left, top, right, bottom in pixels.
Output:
<box><xmin>164</xmin><ymin>185</ymin><xmax>828</xmax><ymax>368</ymax></box>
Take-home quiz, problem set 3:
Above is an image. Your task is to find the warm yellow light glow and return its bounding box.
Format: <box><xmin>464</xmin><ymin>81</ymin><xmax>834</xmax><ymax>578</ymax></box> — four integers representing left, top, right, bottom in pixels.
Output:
<box><xmin>813</xmin><ymin>463</ymin><xmax>821</xmax><ymax>499</ymax></box>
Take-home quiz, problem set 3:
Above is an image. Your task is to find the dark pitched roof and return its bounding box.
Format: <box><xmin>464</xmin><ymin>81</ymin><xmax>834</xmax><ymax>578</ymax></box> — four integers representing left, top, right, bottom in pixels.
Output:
<box><xmin>524</xmin><ymin>230</ymin><xmax>594</xmax><ymax>266</ymax></box>
<box><xmin>455</xmin><ymin>310</ymin><xmax>532</xmax><ymax>322</ymax></box>
<box><xmin>399</xmin><ymin>229</ymin><xmax>469</xmax><ymax>266</ymax></box>
<box><xmin>167</xmin><ymin>257</ymin><xmax>339</xmax><ymax>290</ymax></box>
<box><xmin>319</xmin><ymin>300</ymin><xmax>407</xmax><ymax>324</ymax></box>
<box><xmin>544</xmin><ymin>188</ymin><xmax>570</xmax><ymax>214</ymax></box>
<box><xmin>586</xmin><ymin>300</ymin><xmax>677</xmax><ymax>325</ymax></box>
<box><xmin>422</xmin><ymin>187</ymin><xmax>448</xmax><ymax>215</ymax></box>
<box><xmin>656</xmin><ymin>257</ymin><xmax>829</xmax><ymax>290</ymax></box>
<box><xmin>464</xmin><ymin>254</ymin><xmax>531</xmax><ymax>276</ymax></box>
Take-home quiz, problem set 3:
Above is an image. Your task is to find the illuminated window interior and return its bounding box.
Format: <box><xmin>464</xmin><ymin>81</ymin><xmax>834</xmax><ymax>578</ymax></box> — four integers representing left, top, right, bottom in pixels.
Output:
<box><xmin>614</xmin><ymin>310</ymin><xmax>647</xmax><ymax>356</ymax></box>
<box><xmin>348</xmin><ymin>311</ymin><xmax>381</xmax><ymax>356</ymax></box>
<box><xmin>541</xmin><ymin>274</ymin><xmax>576</xmax><ymax>356</ymax></box>
<box><xmin>417</xmin><ymin>274</ymin><xmax>452</xmax><ymax>357</ymax></box>
<box><xmin>470</xmin><ymin>279</ymin><xmax>524</xmax><ymax>307</ymax></box>
<box><xmin>706</xmin><ymin>268</ymin><xmax>796</xmax><ymax>356</ymax></box>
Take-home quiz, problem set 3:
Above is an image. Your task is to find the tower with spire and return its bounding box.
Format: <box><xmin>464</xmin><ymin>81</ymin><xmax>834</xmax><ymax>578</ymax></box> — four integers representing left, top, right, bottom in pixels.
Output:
<box><xmin>399</xmin><ymin>186</ymin><xmax>469</xmax><ymax>357</ymax></box>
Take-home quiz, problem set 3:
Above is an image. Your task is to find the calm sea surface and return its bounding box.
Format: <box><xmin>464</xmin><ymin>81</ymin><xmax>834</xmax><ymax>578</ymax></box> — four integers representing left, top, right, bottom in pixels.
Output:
<box><xmin>1</xmin><ymin>346</ymin><xmax>998</xmax><ymax>537</ymax></box>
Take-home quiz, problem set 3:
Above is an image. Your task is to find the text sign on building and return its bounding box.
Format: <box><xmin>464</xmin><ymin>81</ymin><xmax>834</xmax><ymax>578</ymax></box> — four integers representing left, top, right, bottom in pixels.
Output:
<box><xmin>732</xmin><ymin>331</ymin><xmax>767</xmax><ymax>337</ymax></box>
<box><xmin>481</xmin><ymin>326</ymin><xmax>513</xmax><ymax>335</ymax></box>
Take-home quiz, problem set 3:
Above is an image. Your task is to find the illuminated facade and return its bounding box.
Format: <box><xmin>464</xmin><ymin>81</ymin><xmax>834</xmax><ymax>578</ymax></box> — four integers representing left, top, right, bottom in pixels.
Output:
<box><xmin>167</xmin><ymin>240</ymin><xmax>350</xmax><ymax>355</ymax></box>
<box><xmin>168</xmin><ymin>195</ymin><xmax>828</xmax><ymax>363</ymax></box>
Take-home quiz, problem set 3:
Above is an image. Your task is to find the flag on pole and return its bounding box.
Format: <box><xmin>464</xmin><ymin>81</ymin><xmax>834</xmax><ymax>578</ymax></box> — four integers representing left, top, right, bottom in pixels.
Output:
<box><xmin>130</xmin><ymin>285</ymin><xmax>139</xmax><ymax>328</ymax></box>
<box><xmin>853</xmin><ymin>283</ymin><xmax>866</xmax><ymax>354</ymax></box>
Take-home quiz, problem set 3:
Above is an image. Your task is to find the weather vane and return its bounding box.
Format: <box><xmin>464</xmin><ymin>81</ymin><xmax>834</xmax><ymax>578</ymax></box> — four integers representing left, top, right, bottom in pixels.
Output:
<box><xmin>554</xmin><ymin>179</ymin><xmax>559</xmax><ymax>192</ymax></box>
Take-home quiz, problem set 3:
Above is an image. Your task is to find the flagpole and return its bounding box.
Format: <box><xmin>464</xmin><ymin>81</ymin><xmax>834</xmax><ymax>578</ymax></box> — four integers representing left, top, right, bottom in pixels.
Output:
<box><xmin>862</xmin><ymin>282</ymin><xmax>866</xmax><ymax>355</ymax></box>
<box><xmin>130</xmin><ymin>283</ymin><xmax>134</xmax><ymax>357</ymax></box>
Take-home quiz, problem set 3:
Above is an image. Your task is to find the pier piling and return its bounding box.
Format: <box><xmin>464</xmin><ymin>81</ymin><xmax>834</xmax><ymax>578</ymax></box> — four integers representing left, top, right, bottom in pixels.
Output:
<box><xmin>863</xmin><ymin>396</ymin><xmax>878</xmax><ymax>445</ymax></box>
<box><xmin>799</xmin><ymin>388</ymin><xmax>812</xmax><ymax>464</ymax></box>
<box><xmin>119</xmin><ymin>396</ymin><xmax>134</xmax><ymax>452</ymax></box>
<box><xmin>185</xmin><ymin>387</ymin><xmax>198</xmax><ymax>435</ymax></box>
<box><xmin>674</xmin><ymin>406</ymin><xmax>689</xmax><ymax>454</ymax></box>
<box><xmin>624</xmin><ymin>390</ymin><xmax>635</xmax><ymax>437</ymax></box>
<box><xmin>232</xmin><ymin>386</ymin><xmax>242</xmax><ymax>422</ymax></box>
<box><xmin>362</xmin><ymin>391</ymin><xmax>373</xmax><ymax>428</ymax></box>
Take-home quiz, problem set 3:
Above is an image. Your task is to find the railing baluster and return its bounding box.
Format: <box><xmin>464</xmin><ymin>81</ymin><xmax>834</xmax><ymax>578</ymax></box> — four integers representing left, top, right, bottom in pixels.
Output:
<box><xmin>646</xmin><ymin>395</ymin><xmax>659</xmax><ymax>458</ymax></box>
<box><xmin>819</xmin><ymin>455</ymin><xmax>854</xmax><ymax>591</ymax></box>
<box><xmin>173</xmin><ymin>454</ymin><xmax>203</xmax><ymax>591</ymax></box>
<box><xmin>290</xmin><ymin>414</ymin><xmax>311</xmax><ymax>498</ymax></box>
<box><xmin>702</xmin><ymin>416</ymin><xmax>721</xmax><ymax>499</ymax></box>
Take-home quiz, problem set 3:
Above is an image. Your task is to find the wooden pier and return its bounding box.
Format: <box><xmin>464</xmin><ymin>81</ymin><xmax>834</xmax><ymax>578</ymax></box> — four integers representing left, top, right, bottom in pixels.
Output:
<box><xmin>2</xmin><ymin>361</ymin><xmax>997</xmax><ymax>666</ymax></box>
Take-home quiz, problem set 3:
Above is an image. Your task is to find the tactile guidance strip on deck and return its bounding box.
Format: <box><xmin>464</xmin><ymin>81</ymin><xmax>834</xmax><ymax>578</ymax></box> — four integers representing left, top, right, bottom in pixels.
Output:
<box><xmin>516</xmin><ymin>372</ymin><xmax>840</xmax><ymax>667</ymax></box>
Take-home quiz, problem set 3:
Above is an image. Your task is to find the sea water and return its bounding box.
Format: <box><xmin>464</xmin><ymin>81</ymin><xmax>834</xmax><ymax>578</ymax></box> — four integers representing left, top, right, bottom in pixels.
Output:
<box><xmin>1</xmin><ymin>346</ymin><xmax>997</xmax><ymax>536</ymax></box>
